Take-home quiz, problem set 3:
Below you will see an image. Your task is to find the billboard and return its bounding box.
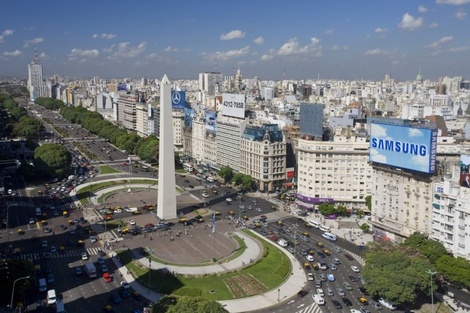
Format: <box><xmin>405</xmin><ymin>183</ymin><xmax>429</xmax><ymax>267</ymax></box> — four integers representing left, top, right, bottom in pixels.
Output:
<box><xmin>183</xmin><ymin>107</ymin><xmax>194</xmax><ymax>128</ymax></box>
<box><xmin>221</xmin><ymin>93</ymin><xmax>245</xmax><ymax>118</ymax></box>
<box><xmin>171</xmin><ymin>91</ymin><xmax>186</xmax><ymax>109</ymax></box>
<box><xmin>369</xmin><ymin>123</ymin><xmax>437</xmax><ymax>174</ymax></box>
<box><xmin>460</xmin><ymin>154</ymin><xmax>470</xmax><ymax>188</ymax></box>
<box><xmin>205</xmin><ymin>111</ymin><xmax>217</xmax><ymax>133</ymax></box>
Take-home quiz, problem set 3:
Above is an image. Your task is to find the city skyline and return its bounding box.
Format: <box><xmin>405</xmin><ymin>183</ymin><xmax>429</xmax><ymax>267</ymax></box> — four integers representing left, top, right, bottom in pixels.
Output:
<box><xmin>1</xmin><ymin>0</ymin><xmax>470</xmax><ymax>81</ymax></box>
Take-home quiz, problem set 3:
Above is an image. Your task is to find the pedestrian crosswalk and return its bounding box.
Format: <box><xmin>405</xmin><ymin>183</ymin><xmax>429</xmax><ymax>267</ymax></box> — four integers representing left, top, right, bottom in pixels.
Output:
<box><xmin>296</xmin><ymin>303</ymin><xmax>322</xmax><ymax>313</ymax></box>
<box><xmin>6</xmin><ymin>200</ymin><xmax>36</xmax><ymax>208</ymax></box>
<box><xmin>19</xmin><ymin>247</ymin><xmax>102</xmax><ymax>261</ymax></box>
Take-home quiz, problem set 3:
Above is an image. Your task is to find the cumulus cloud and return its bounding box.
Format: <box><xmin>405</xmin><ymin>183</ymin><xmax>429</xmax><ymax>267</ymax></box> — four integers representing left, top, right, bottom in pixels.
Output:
<box><xmin>332</xmin><ymin>45</ymin><xmax>348</xmax><ymax>51</ymax></box>
<box><xmin>210</xmin><ymin>46</ymin><xmax>250</xmax><ymax>61</ymax></box>
<box><xmin>411</xmin><ymin>155</ymin><xmax>429</xmax><ymax>171</ymax></box>
<box><xmin>418</xmin><ymin>5</ymin><xmax>428</xmax><ymax>13</ymax></box>
<box><xmin>68</xmin><ymin>48</ymin><xmax>100</xmax><ymax>62</ymax></box>
<box><xmin>253</xmin><ymin>36</ymin><xmax>264</xmax><ymax>45</ymax></box>
<box><xmin>374</xmin><ymin>27</ymin><xmax>388</xmax><ymax>33</ymax></box>
<box><xmin>408</xmin><ymin>128</ymin><xmax>424</xmax><ymax>137</ymax></box>
<box><xmin>449</xmin><ymin>46</ymin><xmax>470</xmax><ymax>52</ymax></box>
<box><xmin>0</xmin><ymin>29</ymin><xmax>14</xmax><ymax>43</ymax></box>
<box><xmin>454</xmin><ymin>10</ymin><xmax>467</xmax><ymax>19</ymax></box>
<box><xmin>163</xmin><ymin>46</ymin><xmax>178</xmax><ymax>52</ymax></box>
<box><xmin>424</xmin><ymin>36</ymin><xmax>453</xmax><ymax>48</ymax></box>
<box><xmin>364</xmin><ymin>48</ymin><xmax>391</xmax><ymax>56</ymax></box>
<box><xmin>92</xmin><ymin>33</ymin><xmax>116</xmax><ymax>40</ymax></box>
<box><xmin>261</xmin><ymin>37</ymin><xmax>322</xmax><ymax>61</ymax></box>
<box><xmin>428</xmin><ymin>22</ymin><xmax>439</xmax><ymax>28</ymax></box>
<box><xmin>370</xmin><ymin>149</ymin><xmax>388</xmax><ymax>163</ymax></box>
<box><xmin>104</xmin><ymin>42</ymin><xmax>147</xmax><ymax>59</ymax></box>
<box><xmin>220</xmin><ymin>30</ymin><xmax>245</xmax><ymax>40</ymax></box>
<box><xmin>3</xmin><ymin>50</ymin><xmax>22</xmax><ymax>56</ymax></box>
<box><xmin>398</xmin><ymin>13</ymin><xmax>423</xmax><ymax>30</ymax></box>
<box><xmin>371</xmin><ymin>124</ymin><xmax>388</xmax><ymax>137</ymax></box>
<box><xmin>436</xmin><ymin>0</ymin><xmax>470</xmax><ymax>5</ymax></box>
<box><xmin>24</xmin><ymin>37</ymin><xmax>44</xmax><ymax>48</ymax></box>
<box><xmin>325</xmin><ymin>28</ymin><xmax>334</xmax><ymax>35</ymax></box>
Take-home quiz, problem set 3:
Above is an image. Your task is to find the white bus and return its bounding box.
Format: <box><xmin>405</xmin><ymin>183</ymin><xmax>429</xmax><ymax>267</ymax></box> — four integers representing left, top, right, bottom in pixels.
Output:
<box><xmin>322</xmin><ymin>232</ymin><xmax>337</xmax><ymax>241</ymax></box>
<box><xmin>319</xmin><ymin>224</ymin><xmax>331</xmax><ymax>232</ymax></box>
<box><xmin>183</xmin><ymin>163</ymin><xmax>193</xmax><ymax>172</ymax></box>
<box><xmin>308</xmin><ymin>220</ymin><xmax>321</xmax><ymax>228</ymax></box>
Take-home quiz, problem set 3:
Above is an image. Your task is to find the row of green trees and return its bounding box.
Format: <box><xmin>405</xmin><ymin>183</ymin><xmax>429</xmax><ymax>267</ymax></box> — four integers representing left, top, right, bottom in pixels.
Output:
<box><xmin>0</xmin><ymin>94</ymin><xmax>43</xmax><ymax>141</ymax></box>
<box><xmin>35</xmin><ymin>97</ymin><xmax>160</xmax><ymax>164</ymax></box>
<box><xmin>362</xmin><ymin>232</ymin><xmax>470</xmax><ymax>306</ymax></box>
<box><xmin>217</xmin><ymin>166</ymin><xmax>256</xmax><ymax>191</ymax></box>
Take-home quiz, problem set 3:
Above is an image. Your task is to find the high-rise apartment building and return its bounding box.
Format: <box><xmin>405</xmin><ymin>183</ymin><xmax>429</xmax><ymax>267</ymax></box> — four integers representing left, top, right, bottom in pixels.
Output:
<box><xmin>27</xmin><ymin>60</ymin><xmax>49</xmax><ymax>101</ymax></box>
<box><xmin>116</xmin><ymin>95</ymin><xmax>138</xmax><ymax>131</ymax></box>
<box><xmin>216</xmin><ymin>116</ymin><xmax>245</xmax><ymax>172</ymax></box>
<box><xmin>199</xmin><ymin>72</ymin><xmax>223</xmax><ymax>96</ymax></box>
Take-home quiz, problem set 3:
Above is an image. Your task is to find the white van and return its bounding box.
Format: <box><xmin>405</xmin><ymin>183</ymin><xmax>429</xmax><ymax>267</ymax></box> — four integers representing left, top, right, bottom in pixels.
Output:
<box><xmin>313</xmin><ymin>294</ymin><xmax>325</xmax><ymax>305</ymax></box>
<box><xmin>47</xmin><ymin>289</ymin><xmax>56</xmax><ymax>305</ymax></box>
<box><xmin>125</xmin><ymin>207</ymin><xmax>138</xmax><ymax>213</ymax></box>
<box><xmin>38</xmin><ymin>278</ymin><xmax>47</xmax><ymax>292</ymax></box>
<box><xmin>319</xmin><ymin>224</ymin><xmax>331</xmax><ymax>232</ymax></box>
<box><xmin>308</xmin><ymin>220</ymin><xmax>321</xmax><ymax>228</ymax></box>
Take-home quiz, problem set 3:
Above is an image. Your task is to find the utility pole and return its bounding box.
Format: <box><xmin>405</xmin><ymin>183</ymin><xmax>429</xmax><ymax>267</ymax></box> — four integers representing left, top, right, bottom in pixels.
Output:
<box><xmin>426</xmin><ymin>269</ymin><xmax>437</xmax><ymax>313</ymax></box>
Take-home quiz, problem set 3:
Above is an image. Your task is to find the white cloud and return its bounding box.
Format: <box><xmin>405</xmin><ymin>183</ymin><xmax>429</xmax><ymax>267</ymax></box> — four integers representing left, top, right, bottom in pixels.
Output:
<box><xmin>92</xmin><ymin>33</ymin><xmax>117</xmax><ymax>40</ymax></box>
<box><xmin>418</xmin><ymin>5</ymin><xmax>428</xmax><ymax>13</ymax></box>
<box><xmin>430</xmin><ymin>50</ymin><xmax>443</xmax><ymax>56</ymax></box>
<box><xmin>253</xmin><ymin>36</ymin><xmax>264</xmax><ymax>45</ymax></box>
<box><xmin>220</xmin><ymin>30</ymin><xmax>245</xmax><ymax>40</ymax></box>
<box><xmin>364</xmin><ymin>48</ymin><xmax>391</xmax><ymax>56</ymax></box>
<box><xmin>370</xmin><ymin>149</ymin><xmax>388</xmax><ymax>163</ymax></box>
<box><xmin>424</xmin><ymin>36</ymin><xmax>453</xmax><ymax>48</ymax></box>
<box><xmin>277</xmin><ymin>37</ymin><xmax>321</xmax><ymax>56</ymax></box>
<box><xmin>212</xmin><ymin>46</ymin><xmax>250</xmax><ymax>61</ymax></box>
<box><xmin>325</xmin><ymin>28</ymin><xmax>334</xmax><ymax>35</ymax></box>
<box><xmin>436</xmin><ymin>0</ymin><xmax>470</xmax><ymax>5</ymax></box>
<box><xmin>0</xmin><ymin>29</ymin><xmax>14</xmax><ymax>43</ymax></box>
<box><xmin>332</xmin><ymin>45</ymin><xmax>348</xmax><ymax>51</ymax></box>
<box><xmin>449</xmin><ymin>46</ymin><xmax>470</xmax><ymax>52</ymax></box>
<box><xmin>398</xmin><ymin>13</ymin><xmax>423</xmax><ymax>30</ymax></box>
<box><xmin>260</xmin><ymin>54</ymin><xmax>274</xmax><ymax>61</ymax></box>
<box><xmin>104</xmin><ymin>42</ymin><xmax>147</xmax><ymax>59</ymax></box>
<box><xmin>68</xmin><ymin>48</ymin><xmax>100</xmax><ymax>62</ymax></box>
<box><xmin>371</xmin><ymin>124</ymin><xmax>388</xmax><ymax>137</ymax></box>
<box><xmin>3</xmin><ymin>50</ymin><xmax>22</xmax><ymax>56</ymax></box>
<box><xmin>374</xmin><ymin>27</ymin><xmax>388</xmax><ymax>33</ymax></box>
<box><xmin>428</xmin><ymin>22</ymin><xmax>439</xmax><ymax>28</ymax></box>
<box><xmin>23</xmin><ymin>37</ymin><xmax>44</xmax><ymax>48</ymax></box>
<box><xmin>163</xmin><ymin>46</ymin><xmax>179</xmax><ymax>52</ymax></box>
<box><xmin>411</xmin><ymin>155</ymin><xmax>429</xmax><ymax>171</ymax></box>
<box><xmin>454</xmin><ymin>10</ymin><xmax>467</xmax><ymax>19</ymax></box>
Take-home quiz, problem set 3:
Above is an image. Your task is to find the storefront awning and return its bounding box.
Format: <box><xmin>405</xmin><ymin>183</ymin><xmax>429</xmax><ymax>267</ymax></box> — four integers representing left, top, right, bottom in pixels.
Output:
<box><xmin>295</xmin><ymin>200</ymin><xmax>314</xmax><ymax>209</ymax></box>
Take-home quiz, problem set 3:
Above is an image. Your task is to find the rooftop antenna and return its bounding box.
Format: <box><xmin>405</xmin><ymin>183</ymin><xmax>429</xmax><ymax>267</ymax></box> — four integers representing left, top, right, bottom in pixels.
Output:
<box><xmin>214</xmin><ymin>56</ymin><xmax>218</xmax><ymax>72</ymax></box>
<box><xmin>33</xmin><ymin>43</ymin><xmax>38</xmax><ymax>64</ymax></box>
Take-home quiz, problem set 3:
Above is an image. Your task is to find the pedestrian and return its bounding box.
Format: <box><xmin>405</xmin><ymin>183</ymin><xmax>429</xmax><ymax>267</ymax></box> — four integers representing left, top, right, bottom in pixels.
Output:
<box><xmin>170</xmin><ymin>236</ymin><xmax>173</xmax><ymax>241</ymax></box>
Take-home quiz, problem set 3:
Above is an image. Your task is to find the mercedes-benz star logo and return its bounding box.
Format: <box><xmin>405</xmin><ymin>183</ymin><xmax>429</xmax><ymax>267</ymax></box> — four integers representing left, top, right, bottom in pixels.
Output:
<box><xmin>172</xmin><ymin>92</ymin><xmax>181</xmax><ymax>104</ymax></box>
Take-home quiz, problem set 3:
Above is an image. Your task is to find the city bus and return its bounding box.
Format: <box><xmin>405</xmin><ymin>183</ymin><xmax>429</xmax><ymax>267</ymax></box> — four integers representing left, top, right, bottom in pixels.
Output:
<box><xmin>322</xmin><ymin>232</ymin><xmax>337</xmax><ymax>241</ymax></box>
<box><xmin>308</xmin><ymin>220</ymin><xmax>321</xmax><ymax>228</ymax></box>
<box><xmin>183</xmin><ymin>163</ymin><xmax>193</xmax><ymax>172</ymax></box>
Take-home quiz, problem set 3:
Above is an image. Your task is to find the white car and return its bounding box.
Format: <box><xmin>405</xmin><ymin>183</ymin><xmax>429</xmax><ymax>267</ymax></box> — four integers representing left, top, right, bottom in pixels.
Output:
<box><xmin>351</xmin><ymin>310</ymin><xmax>362</xmax><ymax>313</ymax></box>
<box><xmin>308</xmin><ymin>273</ymin><xmax>314</xmax><ymax>281</ymax></box>
<box><xmin>226</xmin><ymin>198</ymin><xmax>233</xmax><ymax>202</ymax></box>
<box><xmin>351</xmin><ymin>266</ymin><xmax>360</xmax><ymax>273</ymax></box>
<box><xmin>316</xmin><ymin>289</ymin><xmax>325</xmax><ymax>296</ymax></box>
<box><xmin>202</xmin><ymin>192</ymin><xmax>210</xmax><ymax>198</ymax></box>
<box><xmin>90</xmin><ymin>236</ymin><xmax>97</xmax><ymax>243</ymax></box>
<box><xmin>29</xmin><ymin>218</ymin><xmax>35</xmax><ymax>224</ymax></box>
<box><xmin>81</xmin><ymin>253</ymin><xmax>88</xmax><ymax>260</ymax></box>
<box><xmin>114</xmin><ymin>209</ymin><xmax>122</xmax><ymax>214</ymax></box>
<box><xmin>129</xmin><ymin>220</ymin><xmax>136</xmax><ymax>225</ymax></box>
<box><xmin>306</xmin><ymin>255</ymin><xmax>315</xmax><ymax>262</ymax></box>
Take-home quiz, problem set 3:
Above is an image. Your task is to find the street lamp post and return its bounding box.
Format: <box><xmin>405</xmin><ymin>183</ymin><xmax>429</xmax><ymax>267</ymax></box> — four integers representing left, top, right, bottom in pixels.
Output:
<box><xmin>426</xmin><ymin>269</ymin><xmax>437</xmax><ymax>313</ymax></box>
<box><xmin>9</xmin><ymin>275</ymin><xmax>30</xmax><ymax>310</ymax></box>
<box><xmin>277</xmin><ymin>288</ymin><xmax>280</xmax><ymax>302</ymax></box>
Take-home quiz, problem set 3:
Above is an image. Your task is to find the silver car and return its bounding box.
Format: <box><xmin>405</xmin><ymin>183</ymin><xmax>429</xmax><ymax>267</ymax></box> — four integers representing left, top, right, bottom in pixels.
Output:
<box><xmin>336</xmin><ymin>287</ymin><xmax>345</xmax><ymax>296</ymax></box>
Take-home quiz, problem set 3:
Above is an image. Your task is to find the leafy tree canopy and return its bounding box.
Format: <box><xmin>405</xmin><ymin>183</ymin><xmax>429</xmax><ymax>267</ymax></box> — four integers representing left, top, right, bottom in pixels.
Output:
<box><xmin>402</xmin><ymin>233</ymin><xmax>447</xmax><ymax>264</ymax></box>
<box><xmin>362</xmin><ymin>243</ymin><xmax>435</xmax><ymax>305</ymax></box>
<box><xmin>165</xmin><ymin>297</ymin><xmax>228</xmax><ymax>313</ymax></box>
<box><xmin>12</xmin><ymin>116</ymin><xmax>43</xmax><ymax>139</ymax></box>
<box><xmin>218</xmin><ymin>166</ymin><xmax>233</xmax><ymax>183</ymax></box>
<box><xmin>436</xmin><ymin>255</ymin><xmax>470</xmax><ymax>289</ymax></box>
<box><xmin>365</xmin><ymin>195</ymin><xmax>372</xmax><ymax>211</ymax></box>
<box><xmin>35</xmin><ymin>97</ymin><xmax>64</xmax><ymax>110</ymax></box>
<box><xmin>34</xmin><ymin>143</ymin><xmax>71</xmax><ymax>178</ymax></box>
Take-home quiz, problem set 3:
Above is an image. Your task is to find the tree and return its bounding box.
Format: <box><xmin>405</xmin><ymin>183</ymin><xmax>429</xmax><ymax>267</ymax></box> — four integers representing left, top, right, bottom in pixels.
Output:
<box><xmin>0</xmin><ymin>259</ymin><xmax>34</xmax><ymax>306</ymax></box>
<box><xmin>241</xmin><ymin>175</ymin><xmax>256</xmax><ymax>191</ymax></box>
<box><xmin>218</xmin><ymin>166</ymin><xmax>233</xmax><ymax>183</ymax></box>
<box><xmin>12</xmin><ymin>116</ymin><xmax>43</xmax><ymax>139</ymax></box>
<box><xmin>403</xmin><ymin>233</ymin><xmax>447</xmax><ymax>264</ymax></box>
<box><xmin>231</xmin><ymin>173</ymin><xmax>244</xmax><ymax>186</ymax></box>
<box><xmin>165</xmin><ymin>297</ymin><xmax>228</xmax><ymax>313</ymax></box>
<box><xmin>318</xmin><ymin>203</ymin><xmax>336</xmax><ymax>215</ymax></box>
<box><xmin>362</xmin><ymin>243</ymin><xmax>435</xmax><ymax>304</ymax></box>
<box><xmin>360</xmin><ymin>223</ymin><xmax>370</xmax><ymax>233</ymax></box>
<box><xmin>34</xmin><ymin>143</ymin><xmax>71</xmax><ymax>178</ymax></box>
<box><xmin>365</xmin><ymin>195</ymin><xmax>372</xmax><ymax>211</ymax></box>
<box><xmin>436</xmin><ymin>255</ymin><xmax>470</xmax><ymax>289</ymax></box>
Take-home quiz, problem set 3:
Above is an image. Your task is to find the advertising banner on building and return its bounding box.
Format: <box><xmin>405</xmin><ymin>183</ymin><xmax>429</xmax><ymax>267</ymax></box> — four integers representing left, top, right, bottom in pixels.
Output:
<box><xmin>171</xmin><ymin>91</ymin><xmax>186</xmax><ymax>109</ymax></box>
<box><xmin>205</xmin><ymin>111</ymin><xmax>217</xmax><ymax>133</ymax></box>
<box><xmin>369</xmin><ymin>123</ymin><xmax>437</xmax><ymax>174</ymax></box>
<box><xmin>460</xmin><ymin>154</ymin><xmax>470</xmax><ymax>188</ymax></box>
<box><xmin>221</xmin><ymin>93</ymin><xmax>245</xmax><ymax>118</ymax></box>
<box><xmin>183</xmin><ymin>107</ymin><xmax>194</xmax><ymax>128</ymax></box>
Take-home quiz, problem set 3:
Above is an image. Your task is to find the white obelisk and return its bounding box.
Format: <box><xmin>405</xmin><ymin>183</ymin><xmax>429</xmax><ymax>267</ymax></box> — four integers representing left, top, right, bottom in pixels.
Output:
<box><xmin>157</xmin><ymin>75</ymin><xmax>177</xmax><ymax>220</ymax></box>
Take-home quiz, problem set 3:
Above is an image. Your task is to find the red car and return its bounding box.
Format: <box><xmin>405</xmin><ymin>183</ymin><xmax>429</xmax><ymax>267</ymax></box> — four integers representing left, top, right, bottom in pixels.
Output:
<box><xmin>344</xmin><ymin>253</ymin><xmax>354</xmax><ymax>261</ymax></box>
<box><xmin>103</xmin><ymin>273</ymin><xmax>113</xmax><ymax>283</ymax></box>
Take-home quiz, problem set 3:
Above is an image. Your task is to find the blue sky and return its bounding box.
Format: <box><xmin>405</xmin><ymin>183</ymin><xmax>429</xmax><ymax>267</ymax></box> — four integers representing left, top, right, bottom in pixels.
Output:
<box><xmin>1</xmin><ymin>0</ymin><xmax>470</xmax><ymax>81</ymax></box>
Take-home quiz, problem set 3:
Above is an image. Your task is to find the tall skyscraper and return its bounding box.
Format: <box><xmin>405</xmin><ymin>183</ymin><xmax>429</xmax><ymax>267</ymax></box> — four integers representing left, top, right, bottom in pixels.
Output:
<box><xmin>27</xmin><ymin>50</ymin><xmax>49</xmax><ymax>101</ymax></box>
<box><xmin>157</xmin><ymin>75</ymin><xmax>177</xmax><ymax>220</ymax></box>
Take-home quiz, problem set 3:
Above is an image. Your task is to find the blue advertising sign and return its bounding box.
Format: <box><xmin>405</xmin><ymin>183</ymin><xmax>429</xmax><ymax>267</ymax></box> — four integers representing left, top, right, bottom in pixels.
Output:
<box><xmin>184</xmin><ymin>107</ymin><xmax>194</xmax><ymax>128</ymax></box>
<box><xmin>205</xmin><ymin>111</ymin><xmax>217</xmax><ymax>133</ymax></box>
<box><xmin>369</xmin><ymin>123</ymin><xmax>437</xmax><ymax>174</ymax></box>
<box><xmin>118</xmin><ymin>82</ymin><xmax>127</xmax><ymax>91</ymax></box>
<box><xmin>171</xmin><ymin>91</ymin><xmax>186</xmax><ymax>109</ymax></box>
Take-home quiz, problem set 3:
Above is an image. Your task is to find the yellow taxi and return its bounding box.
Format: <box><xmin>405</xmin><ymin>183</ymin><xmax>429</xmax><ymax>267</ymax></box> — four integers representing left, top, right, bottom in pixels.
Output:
<box><xmin>17</xmin><ymin>228</ymin><xmax>25</xmax><ymax>235</ymax></box>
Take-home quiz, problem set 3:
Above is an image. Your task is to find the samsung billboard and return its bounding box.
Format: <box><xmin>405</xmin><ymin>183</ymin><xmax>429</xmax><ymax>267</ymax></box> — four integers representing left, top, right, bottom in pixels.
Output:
<box><xmin>369</xmin><ymin>123</ymin><xmax>437</xmax><ymax>174</ymax></box>
<box><xmin>221</xmin><ymin>93</ymin><xmax>245</xmax><ymax>118</ymax></box>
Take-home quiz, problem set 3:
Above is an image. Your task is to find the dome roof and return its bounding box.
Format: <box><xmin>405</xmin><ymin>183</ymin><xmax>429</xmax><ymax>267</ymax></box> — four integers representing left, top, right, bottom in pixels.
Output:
<box><xmin>416</xmin><ymin>70</ymin><xmax>423</xmax><ymax>82</ymax></box>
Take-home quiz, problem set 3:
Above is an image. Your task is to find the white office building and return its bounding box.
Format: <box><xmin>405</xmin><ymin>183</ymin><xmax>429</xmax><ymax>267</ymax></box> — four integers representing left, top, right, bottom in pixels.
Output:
<box><xmin>216</xmin><ymin>116</ymin><xmax>246</xmax><ymax>172</ymax></box>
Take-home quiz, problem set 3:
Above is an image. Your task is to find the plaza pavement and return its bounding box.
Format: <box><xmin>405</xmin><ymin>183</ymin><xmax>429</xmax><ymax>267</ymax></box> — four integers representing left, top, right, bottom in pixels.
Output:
<box><xmin>70</xmin><ymin>180</ymin><xmax>369</xmax><ymax>312</ymax></box>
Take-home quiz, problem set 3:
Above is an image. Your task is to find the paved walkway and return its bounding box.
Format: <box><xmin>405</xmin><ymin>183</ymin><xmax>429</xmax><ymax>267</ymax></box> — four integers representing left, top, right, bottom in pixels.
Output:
<box><xmin>70</xmin><ymin>180</ymin><xmax>307</xmax><ymax>312</ymax></box>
